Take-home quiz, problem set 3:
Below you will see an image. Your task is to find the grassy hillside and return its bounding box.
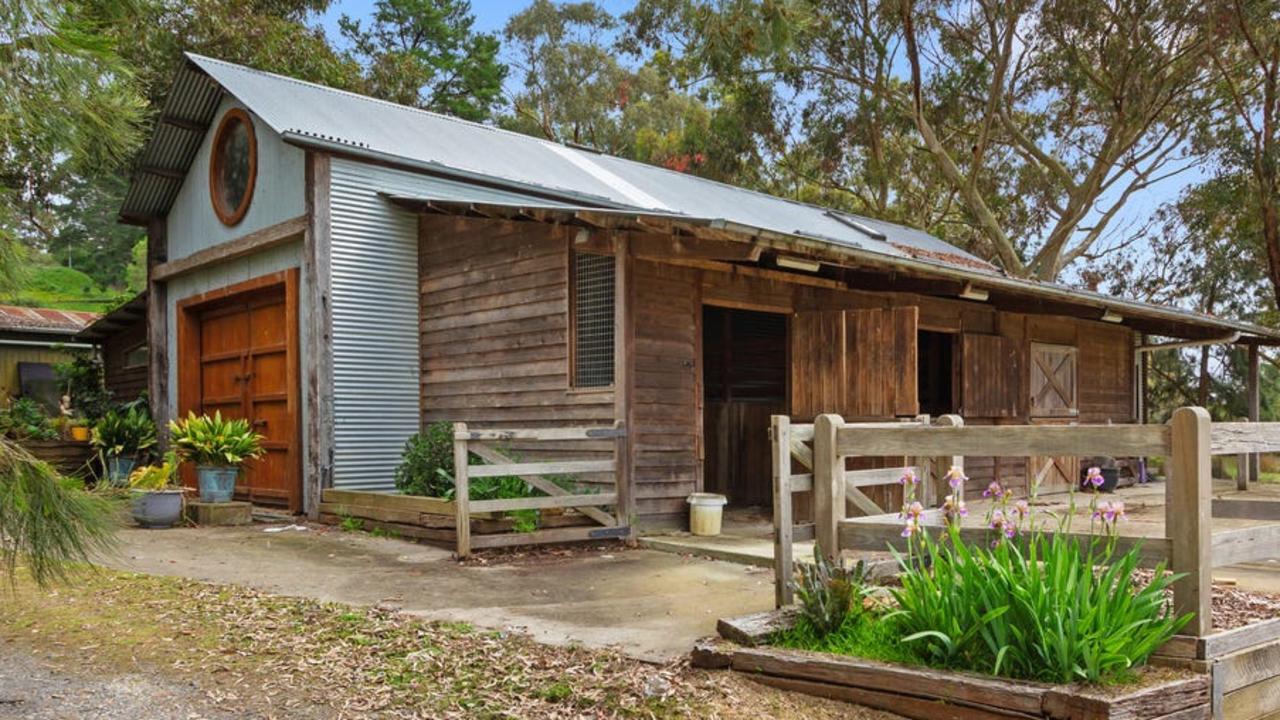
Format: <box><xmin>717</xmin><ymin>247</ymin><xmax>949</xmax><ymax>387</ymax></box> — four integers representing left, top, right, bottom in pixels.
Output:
<box><xmin>5</xmin><ymin>265</ymin><xmax>128</xmax><ymax>312</ymax></box>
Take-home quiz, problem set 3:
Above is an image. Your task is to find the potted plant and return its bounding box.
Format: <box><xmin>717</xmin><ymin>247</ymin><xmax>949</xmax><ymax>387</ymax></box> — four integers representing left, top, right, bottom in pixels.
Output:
<box><xmin>127</xmin><ymin>451</ymin><xmax>184</xmax><ymax>528</ymax></box>
<box><xmin>168</xmin><ymin>411</ymin><xmax>264</xmax><ymax>503</ymax></box>
<box><xmin>68</xmin><ymin>419</ymin><xmax>90</xmax><ymax>442</ymax></box>
<box><xmin>91</xmin><ymin>406</ymin><xmax>157</xmax><ymax>485</ymax></box>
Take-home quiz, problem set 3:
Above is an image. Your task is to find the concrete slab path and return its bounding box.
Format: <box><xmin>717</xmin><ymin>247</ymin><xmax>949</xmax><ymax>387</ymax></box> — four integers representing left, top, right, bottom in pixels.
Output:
<box><xmin>100</xmin><ymin>524</ymin><xmax>777</xmax><ymax>662</ymax></box>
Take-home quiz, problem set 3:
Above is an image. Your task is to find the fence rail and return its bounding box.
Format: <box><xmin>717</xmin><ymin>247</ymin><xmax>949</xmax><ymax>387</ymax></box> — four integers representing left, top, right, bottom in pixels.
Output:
<box><xmin>453</xmin><ymin>421</ymin><xmax>629</xmax><ymax>558</ymax></box>
<box><xmin>772</xmin><ymin>407</ymin><xmax>1280</xmax><ymax>638</ymax></box>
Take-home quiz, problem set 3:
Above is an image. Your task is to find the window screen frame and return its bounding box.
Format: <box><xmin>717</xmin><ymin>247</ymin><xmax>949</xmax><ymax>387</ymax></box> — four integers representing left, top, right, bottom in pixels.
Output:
<box><xmin>568</xmin><ymin>247</ymin><xmax>617</xmax><ymax>391</ymax></box>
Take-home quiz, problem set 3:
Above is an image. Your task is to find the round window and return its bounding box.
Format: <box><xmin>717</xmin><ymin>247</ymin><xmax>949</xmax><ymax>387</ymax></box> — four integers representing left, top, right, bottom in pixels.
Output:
<box><xmin>208</xmin><ymin>108</ymin><xmax>257</xmax><ymax>225</ymax></box>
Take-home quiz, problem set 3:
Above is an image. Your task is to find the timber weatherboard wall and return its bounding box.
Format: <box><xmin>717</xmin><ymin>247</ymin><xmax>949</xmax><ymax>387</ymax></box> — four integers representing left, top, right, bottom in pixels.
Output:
<box><xmin>164</xmin><ymin>97</ymin><xmax>304</xmax><ymax>262</ymax></box>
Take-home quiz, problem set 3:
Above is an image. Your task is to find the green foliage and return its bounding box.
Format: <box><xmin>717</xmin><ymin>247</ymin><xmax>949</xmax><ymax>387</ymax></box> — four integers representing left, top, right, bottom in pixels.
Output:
<box><xmin>394</xmin><ymin>422</ymin><xmax>456</xmax><ymax>498</ymax></box>
<box><xmin>167</xmin><ymin>411</ymin><xmax>264</xmax><ymax>467</ymax></box>
<box><xmin>394</xmin><ymin>422</ymin><xmax>543</xmax><ymax>532</ymax></box>
<box><xmin>773</xmin><ymin>609</ymin><xmax>922</xmax><ymax>668</ymax></box>
<box><xmin>6</xmin><ymin>263</ymin><xmax>126</xmax><ymax>312</ymax></box>
<box><xmin>792</xmin><ymin>544</ymin><xmax>868</xmax><ymax>637</ymax></box>
<box><xmin>91</xmin><ymin>406</ymin><xmax>156</xmax><ymax>458</ymax></box>
<box><xmin>126</xmin><ymin>451</ymin><xmax>179</xmax><ymax>491</ymax></box>
<box><xmin>0</xmin><ymin>436</ymin><xmax>117</xmax><ymax>587</ymax></box>
<box><xmin>338</xmin><ymin>514</ymin><xmax>364</xmax><ymax>532</ymax></box>
<box><xmin>890</xmin><ymin>527</ymin><xmax>1191</xmax><ymax>684</ymax></box>
<box><xmin>0</xmin><ymin>398</ymin><xmax>59</xmax><ymax>441</ymax></box>
<box><xmin>54</xmin><ymin>350</ymin><xmax>113</xmax><ymax>421</ymax></box>
<box><xmin>340</xmin><ymin>0</ymin><xmax>506</xmax><ymax>121</ymax></box>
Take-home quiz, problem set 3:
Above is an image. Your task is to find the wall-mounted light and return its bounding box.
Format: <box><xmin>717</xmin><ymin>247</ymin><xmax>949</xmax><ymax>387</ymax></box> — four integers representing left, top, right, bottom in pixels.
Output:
<box><xmin>959</xmin><ymin>283</ymin><xmax>989</xmax><ymax>302</ymax></box>
<box><xmin>574</xmin><ymin>228</ymin><xmax>591</xmax><ymax>245</ymax></box>
<box><xmin>776</xmin><ymin>255</ymin><xmax>822</xmax><ymax>273</ymax></box>
<box><xmin>1101</xmin><ymin>310</ymin><xmax>1124</xmax><ymax>324</ymax></box>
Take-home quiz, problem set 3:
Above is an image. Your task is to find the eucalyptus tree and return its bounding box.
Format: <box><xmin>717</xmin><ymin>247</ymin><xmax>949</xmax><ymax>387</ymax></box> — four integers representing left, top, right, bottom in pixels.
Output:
<box><xmin>340</xmin><ymin>0</ymin><xmax>506</xmax><ymax>121</ymax></box>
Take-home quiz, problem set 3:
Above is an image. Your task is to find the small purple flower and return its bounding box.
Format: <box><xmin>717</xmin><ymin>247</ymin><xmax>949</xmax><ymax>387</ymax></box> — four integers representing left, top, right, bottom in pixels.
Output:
<box><xmin>942</xmin><ymin>493</ymin><xmax>968</xmax><ymax>524</ymax></box>
<box><xmin>945</xmin><ymin>465</ymin><xmax>968</xmax><ymax>490</ymax></box>
<box><xmin>1093</xmin><ymin>500</ymin><xmax>1126</xmax><ymax>525</ymax></box>
<box><xmin>1085</xmin><ymin>466</ymin><xmax>1104</xmax><ymax>489</ymax></box>
<box><xmin>899</xmin><ymin>467</ymin><xmax>919</xmax><ymax>485</ymax></box>
<box><xmin>1014</xmin><ymin>499</ymin><xmax>1030</xmax><ymax>518</ymax></box>
<box><xmin>983</xmin><ymin>480</ymin><xmax>1004</xmax><ymax>499</ymax></box>
<box><xmin>899</xmin><ymin>500</ymin><xmax>925</xmax><ymax>522</ymax></box>
<box><xmin>901</xmin><ymin>518</ymin><xmax>919</xmax><ymax>538</ymax></box>
<box><xmin>989</xmin><ymin>508</ymin><xmax>1006</xmax><ymax>529</ymax></box>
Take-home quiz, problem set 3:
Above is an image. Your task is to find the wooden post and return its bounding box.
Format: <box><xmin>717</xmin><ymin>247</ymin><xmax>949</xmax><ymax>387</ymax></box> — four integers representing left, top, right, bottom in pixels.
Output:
<box><xmin>1168</xmin><ymin>406</ymin><xmax>1212</xmax><ymax>637</ymax></box>
<box><xmin>613</xmin><ymin>418</ymin><xmax>630</xmax><ymax>532</ymax></box>
<box><xmin>813</xmin><ymin>413</ymin><xmax>844</xmax><ymax>560</ymax></box>
<box><xmin>913</xmin><ymin>414</ymin><xmax>934</xmax><ymax>507</ymax></box>
<box><xmin>771</xmin><ymin>415</ymin><xmax>794</xmax><ymax>608</ymax></box>
<box><xmin>1237</xmin><ymin>416</ymin><xmax>1251</xmax><ymax>491</ymax></box>
<box><xmin>453</xmin><ymin>422</ymin><xmax>471</xmax><ymax>559</ymax></box>
<box><xmin>1249</xmin><ymin>344</ymin><xmax>1261</xmax><ymax>483</ymax></box>
<box><xmin>933</xmin><ymin>414</ymin><xmax>965</xmax><ymax>503</ymax></box>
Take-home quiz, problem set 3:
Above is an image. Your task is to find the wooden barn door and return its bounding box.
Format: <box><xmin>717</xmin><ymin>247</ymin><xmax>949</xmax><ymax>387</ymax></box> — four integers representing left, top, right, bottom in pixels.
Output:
<box><xmin>1029</xmin><ymin>343</ymin><xmax>1079</xmax><ymax>494</ymax></box>
<box><xmin>178</xmin><ymin>271</ymin><xmax>301</xmax><ymax>512</ymax></box>
<box><xmin>790</xmin><ymin>307</ymin><xmax>918</xmax><ymax>420</ymax></box>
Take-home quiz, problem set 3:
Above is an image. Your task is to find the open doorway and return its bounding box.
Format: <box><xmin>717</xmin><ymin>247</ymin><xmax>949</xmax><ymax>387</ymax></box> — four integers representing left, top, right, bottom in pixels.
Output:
<box><xmin>917</xmin><ymin>329</ymin><xmax>956</xmax><ymax>417</ymax></box>
<box><xmin>702</xmin><ymin>306</ymin><xmax>788</xmax><ymax>509</ymax></box>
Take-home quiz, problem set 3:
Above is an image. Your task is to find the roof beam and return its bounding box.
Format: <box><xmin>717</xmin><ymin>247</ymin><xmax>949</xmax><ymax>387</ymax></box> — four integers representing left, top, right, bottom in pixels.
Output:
<box><xmin>159</xmin><ymin>115</ymin><xmax>205</xmax><ymax>133</ymax></box>
<box><xmin>138</xmin><ymin>164</ymin><xmax>185</xmax><ymax>180</ymax></box>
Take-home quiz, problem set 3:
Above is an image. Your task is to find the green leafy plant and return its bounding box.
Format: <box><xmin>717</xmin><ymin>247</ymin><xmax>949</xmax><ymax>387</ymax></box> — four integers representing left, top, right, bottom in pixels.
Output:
<box><xmin>890</xmin><ymin>526</ymin><xmax>1191</xmax><ymax>683</ymax></box>
<box><xmin>53</xmin><ymin>350</ymin><xmax>113</xmax><ymax>421</ymax></box>
<box><xmin>793</xmin><ymin>544</ymin><xmax>869</xmax><ymax>637</ymax></box>
<box><xmin>167</xmin><ymin>412</ymin><xmax>264</xmax><ymax>467</ymax></box>
<box><xmin>0</xmin><ymin>398</ymin><xmax>58</xmax><ymax>441</ymax></box>
<box><xmin>127</xmin><ymin>451</ymin><xmax>180</xmax><ymax>491</ymax></box>
<box><xmin>338</xmin><ymin>514</ymin><xmax>364</xmax><ymax>532</ymax></box>
<box><xmin>0</xmin><ymin>436</ymin><xmax>116</xmax><ymax>587</ymax></box>
<box><xmin>394</xmin><ymin>422</ymin><xmax>455</xmax><ymax>497</ymax></box>
<box><xmin>90</xmin><ymin>405</ymin><xmax>156</xmax><ymax>458</ymax></box>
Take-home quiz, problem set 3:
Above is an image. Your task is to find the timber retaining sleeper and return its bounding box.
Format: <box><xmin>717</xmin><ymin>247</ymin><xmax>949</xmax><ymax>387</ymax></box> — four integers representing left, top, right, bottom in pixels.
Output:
<box><xmin>699</xmin><ymin>609</ymin><xmax>1211</xmax><ymax>720</ymax></box>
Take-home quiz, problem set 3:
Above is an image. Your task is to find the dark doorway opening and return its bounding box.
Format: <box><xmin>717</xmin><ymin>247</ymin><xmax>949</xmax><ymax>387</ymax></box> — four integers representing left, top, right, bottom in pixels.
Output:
<box><xmin>917</xmin><ymin>330</ymin><xmax>956</xmax><ymax>417</ymax></box>
<box><xmin>702</xmin><ymin>306</ymin><xmax>788</xmax><ymax>507</ymax></box>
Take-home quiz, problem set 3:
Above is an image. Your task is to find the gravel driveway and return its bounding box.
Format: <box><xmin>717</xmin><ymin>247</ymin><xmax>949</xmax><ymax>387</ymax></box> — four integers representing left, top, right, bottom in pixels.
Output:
<box><xmin>0</xmin><ymin>649</ymin><xmax>241</xmax><ymax>720</ymax></box>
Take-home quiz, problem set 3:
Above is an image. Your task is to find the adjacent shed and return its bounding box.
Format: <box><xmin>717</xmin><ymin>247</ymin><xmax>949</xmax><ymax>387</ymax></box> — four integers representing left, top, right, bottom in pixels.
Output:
<box><xmin>119</xmin><ymin>55</ymin><xmax>1280</xmax><ymax>526</ymax></box>
<box><xmin>76</xmin><ymin>292</ymin><xmax>149</xmax><ymax>402</ymax></box>
<box><xmin>0</xmin><ymin>305</ymin><xmax>98</xmax><ymax>410</ymax></box>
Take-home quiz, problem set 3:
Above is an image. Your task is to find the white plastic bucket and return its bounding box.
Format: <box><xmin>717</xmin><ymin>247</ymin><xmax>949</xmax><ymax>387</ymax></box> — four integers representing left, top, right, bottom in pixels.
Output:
<box><xmin>687</xmin><ymin>493</ymin><xmax>728</xmax><ymax>536</ymax></box>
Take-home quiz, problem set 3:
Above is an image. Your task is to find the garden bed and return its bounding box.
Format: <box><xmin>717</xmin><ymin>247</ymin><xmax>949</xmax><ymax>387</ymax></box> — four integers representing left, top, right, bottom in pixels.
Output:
<box><xmin>23</xmin><ymin>438</ymin><xmax>94</xmax><ymax>477</ymax></box>
<box><xmin>316</xmin><ymin>488</ymin><xmax>627</xmax><ymax>547</ymax></box>
<box><xmin>700</xmin><ymin>609</ymin><xmax>1211</xmax><ymax>720</ymax></box>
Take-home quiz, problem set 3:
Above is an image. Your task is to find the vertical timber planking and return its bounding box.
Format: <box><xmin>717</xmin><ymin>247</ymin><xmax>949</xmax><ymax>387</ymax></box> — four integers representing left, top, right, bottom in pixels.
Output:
<box><xmin>771</xmin><ymin>414</ymin><xmax>793</xmax><ymax>608</ymax></box>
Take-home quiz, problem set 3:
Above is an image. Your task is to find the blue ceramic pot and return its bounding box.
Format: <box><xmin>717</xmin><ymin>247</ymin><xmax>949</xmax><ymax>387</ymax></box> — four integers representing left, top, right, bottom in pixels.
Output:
<box><xmin>196</xmin><ymin>465</ymin><xmax>239</xmax><ymax>503</ymax></box>
<box><xmin>131</xmin><ymin>490</ymin><xmax>183</xmax><ymax>528</ymax></box>
<box><xmin>107</xmin><ymin>456</ymin><xmax>136</xmax><ymax>486</ymax></box>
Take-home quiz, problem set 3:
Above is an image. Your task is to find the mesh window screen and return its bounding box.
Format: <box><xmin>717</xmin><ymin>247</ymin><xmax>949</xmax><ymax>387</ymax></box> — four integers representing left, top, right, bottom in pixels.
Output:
<box><xmin>573</xmin><ymin>251</ymin><xmax>615</xmax><ymax>387</ymax></box>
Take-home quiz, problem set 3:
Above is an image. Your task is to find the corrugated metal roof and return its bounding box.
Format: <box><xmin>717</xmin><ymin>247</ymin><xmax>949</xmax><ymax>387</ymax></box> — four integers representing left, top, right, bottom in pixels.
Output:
<box><xmin>0</xmin><ymin>305</ymin><xmax>99</xmax><ymax>335</ymax></box>
<box><xmin>119</xmin><ymin>54</ymin><xmax>1280</xmax><ymax>341</ymax></box>
<box><xmin>141</xmin><ymin>54</ymin><xmax>992</xmax><ymax>271</ymax></box>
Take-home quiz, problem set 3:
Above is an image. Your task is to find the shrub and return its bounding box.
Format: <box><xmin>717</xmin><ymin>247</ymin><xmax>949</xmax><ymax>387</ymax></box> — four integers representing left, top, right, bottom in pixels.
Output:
<box><xmin>0</xmin><ymin>398</ymin><xmax>58</xmax><ymax>441</ymax></box>
<box><xmin>91</xmin><ymin>405</ymin><xmax>156</xmax><ymax>458</ymax></box>
<box><xmin>127</xmin><ymin>451</ymin><xmax>179</xmax><ymax>491</ymax></box>
<box><xmin>793</xmin><ymin>544</ymin><xmax>869</xmax><ymax>637</ymax></box>
<box><xmin>393</xmin><ymin>422</ymin><xmax>455</xmax><ymax>498</ymax></box>
<box><xmin>53</xmin><ymin>351</ymin><xmax>113</xmax><ymax>421</ymax></box>
<box><xmin>167</xmin><ymin>412</ymin><xmax>263</xmax><ymax>467</ymax></box>
<box><xmin>890</xmin><ymin>527</ymin><xmax>1191</xmax><ymax>684</ymax></box>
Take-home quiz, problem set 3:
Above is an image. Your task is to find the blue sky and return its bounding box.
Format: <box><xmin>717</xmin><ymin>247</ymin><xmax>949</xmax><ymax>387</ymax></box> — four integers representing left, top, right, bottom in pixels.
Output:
<box><xmin>316</xmin><ymin>0</ymin><xmax>1199</xmax><ymax>261</ymax></box>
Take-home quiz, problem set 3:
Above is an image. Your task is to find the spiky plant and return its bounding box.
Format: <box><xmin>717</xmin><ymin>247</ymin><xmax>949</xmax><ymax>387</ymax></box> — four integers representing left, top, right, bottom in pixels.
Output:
<box><xmin>167</xmin><ymin>412</ymin><xmax>264</xmax><ymax>467</ymax></box>
<box><xmin>0</xmin><ymin>436</ymin><xmax>116</xmax><ymax>587</ymax></box>
<box><xmin>793</xmin><ymin>544</ymin><xmax>869</xmax><ymax>637</ymax></box>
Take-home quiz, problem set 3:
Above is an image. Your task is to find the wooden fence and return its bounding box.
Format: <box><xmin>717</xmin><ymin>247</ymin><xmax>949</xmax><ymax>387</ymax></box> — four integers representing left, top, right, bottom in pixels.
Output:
<box><xmin>452</xmin><ymin>421</ymin><xmax>630</xmax><ymax>557</ymax></box>
<box><xmin>771</xmin><ymin>407</ymin><xmax>1280</xmax><ymax>640</ymax></box>
<box><xmin>319</xmin><ymin>423</ymin><xmax>630</xmax><ymax>557</ymax></box>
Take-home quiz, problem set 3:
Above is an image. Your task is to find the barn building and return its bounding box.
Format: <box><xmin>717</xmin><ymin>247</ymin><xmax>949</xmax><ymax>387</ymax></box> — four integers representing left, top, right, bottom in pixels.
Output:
<box><xmin>119</xmin><ymin>55</ymin><xmax>1279</xmax><ymax>525</ymax></box>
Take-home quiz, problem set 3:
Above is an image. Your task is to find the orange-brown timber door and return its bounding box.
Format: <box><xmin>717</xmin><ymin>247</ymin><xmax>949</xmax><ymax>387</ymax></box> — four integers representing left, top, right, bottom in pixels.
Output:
<box><xmin>789</xmin><ymin>310</ymin><xmax>846</xmax><ymax>421</ymax></box>
<box><xmin>846</xmin><ymin>307</ymin><xmax>919</xmax><ymax>418</ymax></box>
<box><xmin>179</xmin><ymin>272</ymin><xmax>300</xmax><ymax>511</ymax></box>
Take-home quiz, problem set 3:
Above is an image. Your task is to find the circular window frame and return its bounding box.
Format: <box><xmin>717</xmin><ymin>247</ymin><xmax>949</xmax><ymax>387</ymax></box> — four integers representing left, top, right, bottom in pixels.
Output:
<box><xmin>208</xmin><ymin>108</ymin><xmax>258</xmax><ymax>226</ymax></box>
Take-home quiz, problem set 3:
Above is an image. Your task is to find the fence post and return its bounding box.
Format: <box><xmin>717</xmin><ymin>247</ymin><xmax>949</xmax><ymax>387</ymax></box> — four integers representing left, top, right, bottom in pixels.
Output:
<box><xmin>771</xmin><ymin>415</ymin><xmax>794</xmax><ymax>608</ymax></box>
<box><xmin>1237</xmin><ymin>416</ymin><xmax>1251</xmax><ymax>491</ymax></box>
<box><xmin>814</xmin><ymin>413</ymin><xmax>845</xmax><ymax>561</ymax></box>
<box><xmin>912</xmin><ymin>414</ymin><xmax>933</xmax><ymax>507</ymax></box>
<box><xmin>933</xmin><ymin>414</ymin><xmax>965</xmax><ymax>504</ymax></box>
<box><xmin>453</xmin><ymin>421</ymin><xmax>471</xmax><ymax>559</ymax></box>
<box><xmin>1168</xmin><ymin>406</ymin><xmax>1212</xmax><ymax>637</ymax></box>
<box><xmin>613</xmin><ymin>419</ymin><xmax>631</xmax><ymax>531</ymax></box>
